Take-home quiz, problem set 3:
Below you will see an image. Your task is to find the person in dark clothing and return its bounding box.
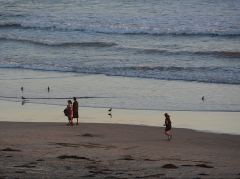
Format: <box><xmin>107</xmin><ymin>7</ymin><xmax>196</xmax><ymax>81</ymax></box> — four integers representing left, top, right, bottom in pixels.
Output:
<box><xmin>164</xmin><ymin>113</ymin><xmax>172</xmax><ymax>141</ymax></box>
<box><xmin>66</xmin><ymin>100</ymin><xmax>73</xmax><ymax>126</ymax></box>
<box><xmin>73</xmin><ymin>97</ymin><xmax>79</xmax><ymax>125</ymax></box>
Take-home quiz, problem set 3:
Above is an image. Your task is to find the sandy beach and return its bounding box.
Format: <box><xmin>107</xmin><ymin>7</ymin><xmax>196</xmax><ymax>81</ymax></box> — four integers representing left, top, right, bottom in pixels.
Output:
<box><xmin>1</xmin><ymin>0</ymin><xmax>240</xmax><ymax>178</ymax></box>
<box><xmin>0</xmin><ymin>122</ymin><xmax>239</xmax><ymax>179</ymax></box>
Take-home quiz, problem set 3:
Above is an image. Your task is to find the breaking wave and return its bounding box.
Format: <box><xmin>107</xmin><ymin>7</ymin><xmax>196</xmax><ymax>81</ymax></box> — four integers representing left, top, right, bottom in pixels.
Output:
<box><xmin>1</xmin><ymin>22</ymin><xmax>240</xmax><ymax>37</ymax></box>
<box><xmin>0</xmin><ymin>37</ymin><xmax>117</xmax><ymax>47</ymax></box>
<box><xmin>0</xmin><ymin>64</ymin><xmax>239</xmax><ymax>85</ymax></box>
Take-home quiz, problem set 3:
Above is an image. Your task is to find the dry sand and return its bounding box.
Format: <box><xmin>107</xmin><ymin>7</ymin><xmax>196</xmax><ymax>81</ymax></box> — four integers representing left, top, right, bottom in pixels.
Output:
<box><xmin>0</xmin><ymin>122</ymin><xmax>240</xmax><ymax>179</ymax></box>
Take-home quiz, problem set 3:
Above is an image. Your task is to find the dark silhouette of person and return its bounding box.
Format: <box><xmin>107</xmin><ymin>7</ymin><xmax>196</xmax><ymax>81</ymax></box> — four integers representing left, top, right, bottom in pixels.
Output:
<box><xmin>73</xmin><ymin>97</ymin><xmax>79</xmax><ymax>125</ymax></box>
<box><xmin>202</xmin><ymin>96</ymin><xmax>205</xmax><ymax>101</ymax></box>
<box><xmin>48</xmin><ymin>86</ymin><xmax>50</xmax><ymax>92</ymax></box>
<box><xmin>21</xmin><ymin>100</ymin><xmax>26</xmax><ymax>106</ymax></box>
<box><xmin>164</xmin><ymin>113</ymin><xmax>172</xmax><ymax>141</ymax></box>
<box><xmin>66</xmin><ymin>100</ymin><xmax>73</xmax><ymax>126</ymax></box>
<box><xmin>21</xmin><ymin>86</ymin><xmax>24</xmax><ymax>92</ymax></box>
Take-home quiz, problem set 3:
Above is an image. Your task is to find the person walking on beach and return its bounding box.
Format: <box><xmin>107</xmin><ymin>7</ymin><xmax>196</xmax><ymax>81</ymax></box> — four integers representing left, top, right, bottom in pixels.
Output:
<box><xmin>73</xmin><ymin>97</ymin><xmax>79</xmax><ymax>125</ymax></box>
<box><xmin>66</xmin><ymin>100</ymin><xmax>73</xmax><ymax>126</ymax></box>
<box><xmin>164</xmin><ymin>113</ymin><xmax>172</xmax><ymax>141</ymax></box>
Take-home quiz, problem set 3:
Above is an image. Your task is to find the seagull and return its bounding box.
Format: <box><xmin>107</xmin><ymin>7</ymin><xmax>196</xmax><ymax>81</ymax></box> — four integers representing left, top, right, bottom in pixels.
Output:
<box><xmin>108</xmin><ymin>108</ymin><xmax>112</xmax><ymax>112</ymax></box>
<box><xmin>21</xmin><ymin>100</ymin><xmax>26</xmax><ymax>106</ymax></box>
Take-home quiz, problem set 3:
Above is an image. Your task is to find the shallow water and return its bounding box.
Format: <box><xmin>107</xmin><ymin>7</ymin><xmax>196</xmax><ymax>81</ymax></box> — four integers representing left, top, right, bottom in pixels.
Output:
<box><xmin>0</xmin><ymin>69</ymin><xmax>240</xmax><ymax>112</ymax></box>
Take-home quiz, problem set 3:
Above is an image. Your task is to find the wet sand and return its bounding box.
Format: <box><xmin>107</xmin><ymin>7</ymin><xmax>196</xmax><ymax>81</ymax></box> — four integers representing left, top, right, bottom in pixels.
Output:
<box><xmin>0</xmin><ymin>122</ymin><xmax>239</xmax><ymax>178</ymax></box>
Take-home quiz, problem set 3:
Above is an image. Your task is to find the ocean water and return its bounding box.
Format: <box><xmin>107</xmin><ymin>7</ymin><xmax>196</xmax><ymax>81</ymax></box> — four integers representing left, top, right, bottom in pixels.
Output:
<box><xmin>0</xmin><ymin>0</ymin><xmax>240</xmax><ymax>111</ymax></box>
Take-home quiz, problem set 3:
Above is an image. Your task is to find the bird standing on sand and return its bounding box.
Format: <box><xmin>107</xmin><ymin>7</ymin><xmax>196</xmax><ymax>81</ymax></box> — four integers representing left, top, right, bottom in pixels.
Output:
<box><xmin>21</xmin><ymin>100</ymin><xmax>26</xmax><ymax>106</ymax></box>
<box><xmin>108</xmin><ymin>108</ymin><xmax>112</xmax><ymax>118</ymax></box>
<box><xmin>21</xmin><ymin>96</ymin><xmax>26</xmax><ymax>106</ymax></box>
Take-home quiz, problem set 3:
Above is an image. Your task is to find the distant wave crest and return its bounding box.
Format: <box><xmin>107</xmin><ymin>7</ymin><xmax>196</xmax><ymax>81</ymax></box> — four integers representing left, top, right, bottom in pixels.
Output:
<box><xmin>1</xmin><ymin>36</ymin><xmax>240</xmax><ymax>58</ymax></box>
<box><xmin>0</xmin><ymin>37</ymin><xmax>117</xmax><ymax>47</ymax></box>
<box><xmin>1</xmin><ymin>22</ymin><xmax>240</xmax><ymax>37</ymax></box>
<box><xmin>131</xmin><ymin>47</ymin><xmax>240</xmax><ymax>58</ymax></box>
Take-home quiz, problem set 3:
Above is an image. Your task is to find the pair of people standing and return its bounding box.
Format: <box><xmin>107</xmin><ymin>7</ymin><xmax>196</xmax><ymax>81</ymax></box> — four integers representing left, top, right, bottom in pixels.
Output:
<box><xmin>66</xmin><ymin>97</ymin><xmax>79</xmax><ymax>126</ymax></box>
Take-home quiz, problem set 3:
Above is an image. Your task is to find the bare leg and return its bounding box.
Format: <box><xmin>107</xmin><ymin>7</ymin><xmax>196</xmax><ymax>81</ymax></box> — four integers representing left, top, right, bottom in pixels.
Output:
<box><xmin>165</xmin><ymin>131</ymin><xmax>172</xmax><ymax>141</ymax></box>
<box><xmin>70</xmin><ymin>118</ymin><xmax>74</xmax><ymax>126</ymax></box>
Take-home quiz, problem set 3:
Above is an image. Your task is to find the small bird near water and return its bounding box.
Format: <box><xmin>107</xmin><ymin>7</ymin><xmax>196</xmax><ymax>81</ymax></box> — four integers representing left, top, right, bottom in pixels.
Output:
<box><xmin>108</xmin><ymin>108</ymin><xmax>112</xmax><ymax>118</ymax></box>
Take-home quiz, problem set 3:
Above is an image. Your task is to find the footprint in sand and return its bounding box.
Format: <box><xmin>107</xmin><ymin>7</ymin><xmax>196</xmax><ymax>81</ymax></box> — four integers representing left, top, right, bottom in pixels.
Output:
<box><xmin>118</xmin><ymin>155</ymin><xmax>134</xmax><ymax>161</ymax></box>
<box><xmin>82</xmin><ymin>133</ymin><xmax>95</xmax><ymax>137</ymax></box>
<box><xmin>15</xmin><ymin>170</ymin><xmax>27</xmax><ymax>174</ymax></box>
<box><xmin>85</xmin><ymin>165</ymin><xmax>98</xmax><ymax>170</ymax></box>
<box><xmin>195</xmin><ymin>164</ymin><xmax>214</xmax><ymax>168</ymax></box>
<box><xmin>81</xmin><ymin>133</ymin><xmax>102</xmax><ymax>137</ymax></box>
<box><xmin>198</xmin><ymin>173</ymin><xmax>209</xmax><ymax>176</ymax></box>
<box><xmin>1</xmin><ymin>147</ymin><xmax>21</xmax><ymax>152</ymax></box>
<box><xmin>143</xmin><ymin>158</ymin><xmax>158</xmax><ymax>161</ymax></box>
<box><xmin>181</xmin><ymin>164</ymin><xmax>194</xmax><ymax>167</ymax></box>
<box><xmin>54</xmin><ymin>142</ymin><xmax>79</xmax><ymax>148</ymax></box>
<box><xmin>14</xmin><ymin>164</ymin><xmax>36</xmax><ymax>168</ymax></box>
<box><xmin>57</xmin><ymin>155</ymin><xmax>94</xmax><ymax>162</ymax></box>
<box><xmin>53</xmin><ymin>142</ymin><xmax>115</xmax><ymax>150</ymax></box>
<box><xmin>36</xmin><ymin>159</ymin><xmax>44</xmax><ymax>162</ymax></box>
<box><xmin>82</xmin><ymin>174</ymin><xmax>96</xmax><ymax>178</ymax></box>
<box><xmin>162</xmin><ymin>164</ymin><xmax>178</xmax><ymax>169</ymax></box>
<box><xmin>135</xmin><ymin>173</ymin><xmax>165</xmax><ymax>178</ymax></box>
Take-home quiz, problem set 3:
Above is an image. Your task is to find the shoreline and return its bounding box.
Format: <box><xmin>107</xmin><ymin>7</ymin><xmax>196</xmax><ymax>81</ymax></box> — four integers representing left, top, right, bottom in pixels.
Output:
<box><xmin>1</xmin><ymin>67</ymin><xmax>240</xmax><ymax>86</ymax></box>
<box><xmin>1</xmin><ymin>120</ymin><xmax>240</xmax><ymax>137</ymax></box>
<box><xmin>0</xmin><ymin>122</ymin><xmax>239</xmax><ymax>178</ymax></box>
<box><xmin>0</xmin><ymin>99</ymin><xmax>240</xmax><ymax>135</ymax></box>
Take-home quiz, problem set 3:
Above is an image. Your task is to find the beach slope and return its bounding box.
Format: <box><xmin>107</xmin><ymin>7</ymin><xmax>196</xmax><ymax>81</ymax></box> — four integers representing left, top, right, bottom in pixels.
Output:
<box><xmin>0</xmin><ymin>122</ymin><xmax>239</xmax><ymax>178</ymax></box>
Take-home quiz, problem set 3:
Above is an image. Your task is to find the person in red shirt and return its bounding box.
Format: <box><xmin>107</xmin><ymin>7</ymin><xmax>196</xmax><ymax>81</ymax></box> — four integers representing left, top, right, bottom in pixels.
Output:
<box><xmin>73</xmin><ymin>97</ymin><xmax>79</xmax><ymax>125</ymax></box>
